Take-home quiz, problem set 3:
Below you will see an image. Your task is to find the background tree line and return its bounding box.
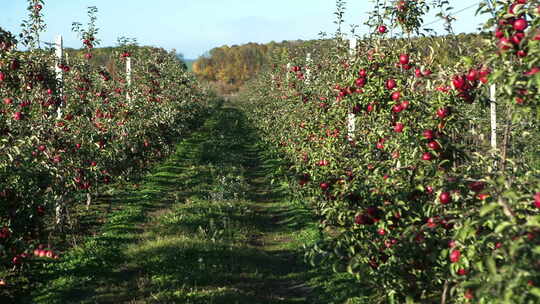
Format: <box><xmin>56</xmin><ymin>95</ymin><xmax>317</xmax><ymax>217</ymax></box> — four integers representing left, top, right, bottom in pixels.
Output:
<box><xmin>193</xmin><ymin>33</ymin><xmax>486</xmax><ymax>94</ymax></box>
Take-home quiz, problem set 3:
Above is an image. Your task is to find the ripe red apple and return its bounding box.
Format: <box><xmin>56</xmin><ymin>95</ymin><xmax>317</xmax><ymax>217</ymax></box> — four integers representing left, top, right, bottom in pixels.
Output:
<box><xmin>391</xmin><ymin>91</ymin><xmax>401</xmax><ymax>101</ymax></box>
<box><xmin>394</xmin><ymin>123</ymin><xmax>404</xmax><ymax>133</ymax></box>
<box><xmin>3</xmin><ymin>98</ymin><xmax>12</xmax><ymax>105</ymax></box>
<box><xmin>422</xmin><ymin>152</ymin><xmax>433</xmax><ymax>161</ymax></box>
<box><xmin>423</xmin><ymin>129</ymin><xmax>435</xmax><ymax>140</ymax></box>
<box><xmin>450</xmin><ymin>249</ymin><xmax>461</xmax><ymax>263</ymax></box>
<box><xmin>452</xmin><ymin>75</ymin><xmax>466</xmax><ymax>90</ymax></box>
<box><xmin>399</xmin><ymin>54</ymin><xmax>409</xmax><ymax>65</ymax></box>
<box><xmin>319</xmin><ymin>182</ymin><xmax>330</xmax><ymax>191</ymax></box>
<box><xmin>428</xmin><ymin>141</ymin><xmax>441</xmax><ymax>150</ymax></box>
<box><xmin>436</xmin><ymin>108</ymin><xmax>449</xmax><ymax>119</ymax></box>
<box><xmin>439</xmin><ymin>191</ymin><xmax>451</xmax><ymax>204</ymax></box>
<box><xmin>358</xmin><ymin>69</ymin><xmax>367</xmax><ymax>77</ymax></box>
<box><xmin>534</xmin><ymin>192</ymin><xmax>540</xmax><ymax>208</ymax></box>
<box><xmin>386</xmin><ymin>79</ymin><xmax>397</xmax><ymax>90</ymax></box>
<box><xmin>517</xmin><ymin>50</ymin><xmax>527</xmax><ymax>57</ymax></box>
<box><xmin>457</xmin><ymin>268</ymin><xmax>468</xmax><ymax>276</ymax></box>
<box><xmin>513</xmin><ymin>18</ymin><xmax>528</xmax><ymax>31</ymax></box>
<box><xmin>318</xmin><ymin>159</ymin><xmax>329</xmax><ymax>166</ymax></box>
<box><xmin>37</xmin><ymin>145</ymin><xmax>46</xmax><ymax>152</ymax></box>
<box><xmin>377</xmin><ymin>228</ymin><xmax>386</xmax><ymax>236</ymax></box>
<box><xmin>355</xmin><ymin>77</ymin><xmax>366</xmax><ymax>87</ymax></box>
<box><xmin>466</xmin><ymin>70</ymin><xmax>478</xmax><ymax>81</ymax></box>
<box><xmin>12</xmin><ymin>112</ymin><xmax>22</xmax><ymax>121</ymax></box>
<box><xmin>12</xmin><ymin>256</ymin><xmax>21</xmax><ymax>265</ymax></box>
<box><xmin>512</xmin><ymin>32</ymin><xmax>525</xmax><ymax>44</ymax></box>
<box><xmin>378</xmin><ymin>25</ymin><xmax>387</xmax><ymax>34</ymax></box>
<box><xmin>401</xmin><ymin>100</ymin><xmax>409</xmax><ymax>109</ymax></box>
<box><xmin>392</xmin><ymin>104</ymin><xmax>404</xmax><ymax>113</ymax></box>
<box><xmin>498</xmin><ymin>37</ymin><xmax>513</xmax><ymax>50</ymax></box>
<box><xmin>35</xmin><ymin>4</ymin><xmax>43</xmax><ymax>10</ymax></box>
<box><xmin>0</xmin><ymin>72</ymin><xmax>5</xmax><ymax>82</ymax></box>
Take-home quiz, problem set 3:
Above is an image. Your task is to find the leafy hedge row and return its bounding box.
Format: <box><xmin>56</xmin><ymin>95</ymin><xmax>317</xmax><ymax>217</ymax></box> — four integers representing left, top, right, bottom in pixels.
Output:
<box><xmin>242</xmin><ymin>0</ymin><xmax>540</xmax><ymax>302</ymax></box>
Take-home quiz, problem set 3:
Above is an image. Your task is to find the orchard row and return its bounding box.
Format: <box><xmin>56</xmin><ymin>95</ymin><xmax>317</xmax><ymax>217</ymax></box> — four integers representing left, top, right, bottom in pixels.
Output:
<box><xmin>0</xmin><ymin>1</ymin><xmax>210</xmax><ymax>287</ymax></box>
<box><xmin>243</xmin><ymin>0</ymin><xmax>540</xmax><ymax>303</ymax></box>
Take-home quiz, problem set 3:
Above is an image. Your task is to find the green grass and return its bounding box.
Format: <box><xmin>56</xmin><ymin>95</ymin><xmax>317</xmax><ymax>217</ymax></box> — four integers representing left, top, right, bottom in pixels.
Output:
<box><xmin>21</xmin><ymin>104</ymin><xmax>365</xmax><ymax>304</ymax></box>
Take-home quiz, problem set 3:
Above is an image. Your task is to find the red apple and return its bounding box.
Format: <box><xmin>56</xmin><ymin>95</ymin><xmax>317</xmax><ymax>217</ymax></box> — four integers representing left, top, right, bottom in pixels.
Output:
<box><xmin>428</xmin><ymin>141</ymin><xmax>441</xmax><ymax>150</ymax></box>
<box><xmin>423</xmin><ymin>129</ymin><xmax>435</xmax><ymax>140</ymax></box>
<box><xmin>436</xmin><ymin>108</ymin><xmax>449</xmax><ymax>119</ymax></box>
<box><xmin>439</xmin><ymin>191</ymin><xmax>451</xmax><ymax>204</ymax></box>
<box><xmin>386</xmin><ymin>79</ymin><xmax>397</xmax><ymax>90</ymax></box>
<box><xmin>422</xmin><ymin>152</ymin><xmax>433</xmax><ymax>161</ymax></box>
<box><xmin>355</xmin><ymin>77</ymin><xmax>366</xmax><ymax>87</ymax></box>
<box><xmin>391</xmin><ymin>91</ymin><xmax>401</xmax><ymax>101</ymax></box>
<box><xmin>12</xmin><ymin>112</ymin><xmax>22</xmax><ymax>121</ymax></box>
<box><xmin>513</xmin><ymin>18</ymin><xmax>528</xmax><ymax>31</ymax></box>
<box><xmin>378</xmin><ymin>25</ymin><xmax>387</xmax><ymax>34</ymax></box>
<box><xmin>399</xmin><ymin>54</ymin><xmax>409</xmax><ymax>65</ymax></box>
<box><xmin>394</xmin><ymin>123</ymin><xmax>404</xmax><ymax>133</ymax></box>
<box><xmin>450</xmin><ymin>249</ymin><xmax>461</xmax><ymax>263</ymax></box>
<box><xmin>319</xmin><ymin>182</ymin><xmax>330</xmax><ymax>191</ymax></box>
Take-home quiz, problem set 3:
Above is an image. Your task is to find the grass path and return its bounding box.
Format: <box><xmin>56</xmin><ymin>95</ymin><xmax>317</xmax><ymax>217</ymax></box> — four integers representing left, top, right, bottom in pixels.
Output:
<box><xmin>31</xmin><ymin>106</ymin><xmax>345</xmax><ymax>304</ymax></box>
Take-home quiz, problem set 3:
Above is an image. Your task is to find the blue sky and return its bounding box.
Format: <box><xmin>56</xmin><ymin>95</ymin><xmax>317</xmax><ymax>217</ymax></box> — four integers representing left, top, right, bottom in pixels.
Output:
<box><xmin>1</xmin><ymin>1</ymin><xmax>488</xmax><ymax>59</ymax></box>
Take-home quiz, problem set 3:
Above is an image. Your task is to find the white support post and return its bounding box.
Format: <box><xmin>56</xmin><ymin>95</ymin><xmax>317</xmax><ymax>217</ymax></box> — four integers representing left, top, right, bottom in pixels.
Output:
<box><xmin>126</xmin><ymin>57</ymin><xmax>132</xmax><ymax>101</ymax></box>
<box><xmin>286</xmin><ymin>62</ymin><xmax>291</xmax><ymax>82</ymax></box>
<box><xmin>490</xmin><ymin>84</ymin><xmax>497</xmax><ymax>150</ymax></box>
<box><xmin>347</xmin><ymin>113</ymin><xmax>356</xmax><ymax>141</ymax></box>
<box><xmin>305</xmin><ymin>53</ymin><xmax>312</xmax><ymax>84</ymax></box>
<box><xmin>349</xmin><ymin>38</ymin><xmax>357</xmax><ymax>58</ymax></box>
<box><xmin>347</xmin><ymin>39</ymin><xmax>357</xmax><ymax>141</ymax></box>
<box><xmin>55</xmin><ymin>35</ymin><xmax>63</xmax><ymax>119</ymax></box>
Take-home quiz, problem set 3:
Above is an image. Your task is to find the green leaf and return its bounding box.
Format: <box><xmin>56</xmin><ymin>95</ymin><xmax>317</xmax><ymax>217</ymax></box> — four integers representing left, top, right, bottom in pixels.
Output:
<box><xmin>531</xmin><ymin>288</ymin><xmax>540</xmax><ymax>298</ymax></box>
<box><xmin>495</xmin><ymin>221</ymin><xmax>512</xmax><ymax>234</ymax></box>
<box><xmin>480</xmin><ymin>203</ymin><xmax>498</xmax><ymax>217</ymax></box>
<box><xmin>486</xmin><ymin>256</ymin><xmax>497</xmax><ymax>275</ymax></box>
